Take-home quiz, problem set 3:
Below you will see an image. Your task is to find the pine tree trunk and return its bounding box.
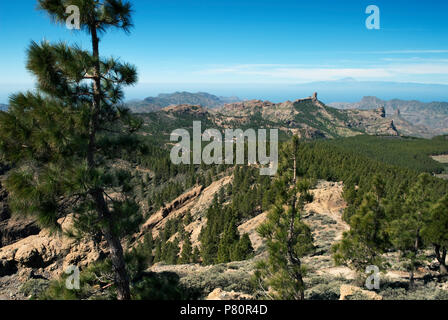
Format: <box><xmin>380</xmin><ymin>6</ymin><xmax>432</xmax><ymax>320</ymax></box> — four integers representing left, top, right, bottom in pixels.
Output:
<box><xmin>286</xmin><ymin>149</ymin><xmax>305</xmax><ymax>300</ymax></box>
<box><xmin>440</xmin><ymin>263</ymin><xmax>448</xmax><ymax>276</ymax></box>
<box><xmin>88</xmin><ymin>25</ymin><xmax>131</xmax><ymax>300</ymax></box>
<box><xmin>103</xmin><ymin>230</ymin><xmax>131</xmax><ymax>300</ymax></box>
<box><xmin>409</xmin><ymin>268</ymin><xmax>415</xmax><ymax>290</ymax></box>
<box><xmin>92</xmin><ymin>189</ymin><xmax>131</xmax><ymax>300</ymax></box>
<box><xmin>435</xmin><ymin>245</ymin><xmax>447</xmax><ymax>276</ymax></box>
<box><xmin>409</xmin><ymin>232</ymin><xmax>420</xmax><ymax>290</ymax></box>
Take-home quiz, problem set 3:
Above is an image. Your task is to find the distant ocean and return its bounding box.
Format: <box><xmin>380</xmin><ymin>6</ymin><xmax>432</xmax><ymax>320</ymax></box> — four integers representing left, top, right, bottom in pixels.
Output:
<box><xmin>3</xmin><ymin>81</ymin><xmax>448</xmax><ymax>105</ymax></box>
<box><xmin>123</xmin><ymin>81</ymin><xmax>448</xmax><ymax>104</ymax></box>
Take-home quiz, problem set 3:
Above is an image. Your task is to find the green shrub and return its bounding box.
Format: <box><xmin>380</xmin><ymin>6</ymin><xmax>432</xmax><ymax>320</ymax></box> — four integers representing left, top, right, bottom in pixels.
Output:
<box><xmin>20</xmin><ymin>279</ymin><xmax>50</xmax><ymax>299</ymax></box>
<box><xmin>132</xmin><ymin>272</ymin><xmax>200</xmax><ymax>300</ymax></box>
<box><xmin>305</xmin><ymin>283</ymin><xmax>340</xmax><ymax>300</ymax></box>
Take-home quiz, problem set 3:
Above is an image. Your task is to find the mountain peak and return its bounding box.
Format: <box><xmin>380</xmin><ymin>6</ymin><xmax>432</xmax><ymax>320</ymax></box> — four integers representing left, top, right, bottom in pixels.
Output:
<box><xmin>162</xmin><ymin>104</ymin><xmax>207</xmax><ymax>115</ymax></box>
<box><xmin>127</xmin><ymin>92</ymin><xmax>241</xmax><ymax>113</ymax></box>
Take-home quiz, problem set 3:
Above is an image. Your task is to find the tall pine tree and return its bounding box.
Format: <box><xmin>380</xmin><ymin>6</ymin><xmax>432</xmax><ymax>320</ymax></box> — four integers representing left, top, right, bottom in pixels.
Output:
<box><xmin>388</xmin><ymin>173</ymin><xmax>433</xmax><ymax>289</ymax></box>
<box><xmin>0</xmin><ymin>0</ymin><xmax>141</xmax><ymax>299</ymax></box>
<box><xmin>255</xmin><ymin>136</ymin><xmax>314</xmax><ymax>300</ymax></box>
<box><xmin>422</xmin><ymin>195</ymin><xmax>448</xmax><ymax>275</ymax></box>
<box><xmin>333</xmin><ymin>176</ymin><xmax>388</xmax><ymax>275</ymax></box>
<box><xmin>180</xmin><ymin>234</ymin><xmax>193</xmax><ymax>264</ymax></box>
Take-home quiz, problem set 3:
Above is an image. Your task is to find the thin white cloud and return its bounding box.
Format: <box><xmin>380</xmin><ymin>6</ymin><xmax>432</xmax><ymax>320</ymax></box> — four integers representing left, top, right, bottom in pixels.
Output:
<box><xmin>352</xmin><ymin>50</ymin><xmax>448</xmax><ymax>54</ymax></box>
<box><xmin>197</xmin><ymin>61</ymin><xmax>448</xmax><ymax>83</ymax></box>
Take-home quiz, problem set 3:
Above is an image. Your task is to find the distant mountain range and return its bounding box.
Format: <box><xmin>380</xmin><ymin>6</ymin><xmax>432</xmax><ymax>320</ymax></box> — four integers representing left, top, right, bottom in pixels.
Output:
<box><xmin>0</xmin><ymin>104</ymin><xmax>7</xmax><ymax>111</ymax></box>
<box><xmin>295</xmin><ymin>78</ymin><xmax>448</xmax><ymax>102</ymax></box>
<box><xmin>126</xmin><ymin>92</ymin><xmax>240</xmax><ymax>113</ymax></box>
<box><xmin>129</xmin><ymin>91</ymin><xmax>447</xmax><ymax>138</ymax></box>
<box><xmin>138</xmin><ymin>93</ymin><xmax>400</xmax><ymax>140</ymax></box>
<box><xmin>329</xmin><ymin>96</ymin><xmax>448</xmax><ymax>137</ymax></box>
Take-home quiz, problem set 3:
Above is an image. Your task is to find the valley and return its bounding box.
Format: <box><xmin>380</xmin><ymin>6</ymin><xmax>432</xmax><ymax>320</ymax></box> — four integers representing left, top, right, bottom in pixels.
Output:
<box><xmin>2</xmin><ymin>0</ymin><xmax>448</xmax><ymax>306</ymax></box>
<box><xmin>1</xmin><ymin>93</ymin><xmax>448</xmax><ymax>300</ymax></box>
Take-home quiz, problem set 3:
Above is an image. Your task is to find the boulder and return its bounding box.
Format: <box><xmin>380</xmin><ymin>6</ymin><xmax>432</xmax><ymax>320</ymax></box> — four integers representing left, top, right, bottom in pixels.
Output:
<box><xmin>0</xmin><ymin>215</ymin><xmax>105</xmax><ymax>279</ymax></box>
<box><xmin>0</xmin><ymin>187</ymin><xmax>10</xmax><ymax>222</ymax></box>
<box><xmin>0</xmin><ymin>218</ymin><xmax>40</xmax><ymax>247</ymax></box>
<box><xmin>206</xmin><ymin>288</ymin><xmax>253</xmax><ymax>300</ymax></box>
<box><xmin>339</xmin><ymin>284</ymin><xmax>382</xmax><ymax>300</ymax></box>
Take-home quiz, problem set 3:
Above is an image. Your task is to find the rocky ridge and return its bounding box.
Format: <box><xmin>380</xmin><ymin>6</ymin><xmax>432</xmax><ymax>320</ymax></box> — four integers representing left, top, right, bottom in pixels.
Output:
<box><xmin>214</xmin><ymin>93</ymin><xmax>398</xmax><ymax>137</ymax></box>
<box><xmin>330</xmin><ymin>96</ymin><xmax>448</xmax><ymax>137</ymax></box>
<box><xmin>127</xmin><ymin>92</ymin><xmax>240</xmax><ymax>113</ymax></box>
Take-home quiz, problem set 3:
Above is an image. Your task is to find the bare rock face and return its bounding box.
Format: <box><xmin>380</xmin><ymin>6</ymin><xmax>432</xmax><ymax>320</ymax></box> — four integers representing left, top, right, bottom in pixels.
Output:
<box><xmin>162</xmin><ymin>104</ymin><xmax>208</xmax><ymax>116</ymax></box>
<box><xmin>0</xmin><ymin>259</ymin><xmax>17</xmax><ymax>277</ymax></box>
<box><xmin>339</xmin><ymin>284</ymin><xmax>382</xmax><ymax>300</ymax></box>
<box><xmin>297</xmin><ymin>127</ymin><xmax>327</xmax><ymax>140</ymax></box>
<box><xmin>0</xmin><ymin>218</ymin><xmax>40</xmax><ymax>248</ymax></box>
<box><xmin>0</xmin><ymin>181</ymin><xmax>41</xmax><ymax>248</ymax></box>
<box><xmin>0</xmin><ymin>185</ymin><xmax>10</xmax><ymax>222</ymax></box>
<box><xmin>206</xmin><ymin>288</ymin><xmax>253</xmax><ymax>300</ymax></box>
<box><xmin>135</xmin><ymin>176</ymin><xmax>233</xmax><ymax>246</ymax></box>
<box><xmin>237</xmin><ymin>212</ymin><xmax>267</xmax><ymax>253</ymax></box>
<box><xmin>345</xmin><ymin>107</ymin><xmax>399</xmax><ymax>136</ymax></box>
<box><xmin>238</xmin><ymin>180</ymin><xmax>349</xmax><ymax>255</ymax></box>
<box><xmin>157</xmin><ymin>94</ymin><xmax>401</xmax><ymax>138</ymax></box>
<box><xmin>218</xmin><ymin>99</ymin><xmax>297</xmax><ymax>124</ymax></box>
<box><xmin>0</xmin><ymin>215</ymin><xmax>105</xmax><ymax>279</ymax></box>
<box><xmin>139</xmin><ymin>185</ymin><xmax>204</xmax><ymax>236</ymax></box>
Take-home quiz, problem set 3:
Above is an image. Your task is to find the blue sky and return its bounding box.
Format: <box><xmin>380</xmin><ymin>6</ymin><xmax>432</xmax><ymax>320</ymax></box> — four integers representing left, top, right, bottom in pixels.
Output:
<box><xmin>1</xmin><ymin>0</ymin><xmax>448</xmax><ymax>103</ymax></box>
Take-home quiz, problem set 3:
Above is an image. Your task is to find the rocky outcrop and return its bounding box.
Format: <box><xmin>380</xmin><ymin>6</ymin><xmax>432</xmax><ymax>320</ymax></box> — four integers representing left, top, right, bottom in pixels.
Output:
<box><xmin>127</xmin><ymin>92</ymin><xmax>240</xmax><ymax>113</ymax></box>
<box><xmin>162</xmin><ymin>104</ymin><xmax>208</xmax><ymax>117</ymax></box>
<box><xmin>0</xmin><ymin>218</ymin><xmax>40</xmax><ymax>248</ymax></box>
<box><xmin>218</xmin><ymin>99</ymin><xmax>297</xmax><ymax>125</ymax></box>
<box><xmin>0</xmin><ymin>180</ymin><xmax>41</xmax><ymax>252</ymax></box>
<box><xmin>136</xmin><ymin>175</ymin><xmax>233</xmax><ymax>245</ymax></box>
<box><xmin>139</xmin><ymin>185</ymin><xmax>204</xmax><ymax>235</ymax></box>
<box><xmin>206</xmin><ymin>288</ymin><xmax>253</xmax><ymax>300</ymax></box>
<box><xmin>345</xmin><ymin>107</ymin><xmax>399</xmax><ymax>136</ymax></box>
<box><xmin>339</xmin><ymin>285</ymin><xmax>382</xmax><ymax>300</ymax></box>
<box><xmin>237</xmin><ymin>212</ymin><xmax>267</xmax><ymax>253</ymax></box>
<box><xmin>216</xmin><ymin>94</ymin><xmax>399</xmax><ymax>137</ymax></box>
<box><xmin>151</xmin><ymin>93</ymin><xmax>402</xmax><ymax>138</ymax></box>
<box><xmin>238</xmin><ymin>180</ymin><xmax>349</xmax><ymax>256</ymax></box>
<box><xmin>390</xmin><ymin>110</ymin><xmax>432</xmax><ymax>138</ymax></box>
<box><xmin>0</xmin><ymin>215</ymin><xmax>105</xmax><ymax>279</ymax></box>
<box><xmin>295</xmin><ymin>127</ymin><xmax>327</xmax><ymax>140</ymax></box>
<box><xmin>330</xmin><ymin>96</ymin><xmax>448</xmax><ymax>137</ymax></box>
<box><xmin>0</xmin><ymin>184</ymin><xmax>10</xmax><ymax>222</ymax></box>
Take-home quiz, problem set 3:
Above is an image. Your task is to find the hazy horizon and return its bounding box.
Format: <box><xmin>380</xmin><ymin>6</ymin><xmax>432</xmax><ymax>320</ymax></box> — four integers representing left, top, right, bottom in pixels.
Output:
<box><xmin>3</xmin><ymin>79</ymin><xmax>448</xmax><ymax>106</ymax></box>
<box><xmin>2</xmin><ymin>0</ymin><xmax>448</xmax><ymax>104</ymax></box>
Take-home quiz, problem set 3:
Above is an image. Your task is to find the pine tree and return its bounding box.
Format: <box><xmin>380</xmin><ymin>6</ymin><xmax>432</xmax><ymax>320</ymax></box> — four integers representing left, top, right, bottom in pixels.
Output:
<box><xmin>205</xmin><ymin>171</ymin><xmax>213</xmax><ymax>187</ymax></box>
<box><xmin>183</xmin><ymin>211</ymin><xmax>192</xmax><ymax>226</ymax></box>
<box><xmin>217</xmin><ymin>219</ymin><xmax>240</xmax><ymax>263</ymax></box>
<box><xmin>140</xmin><ymin>233</ymin><xmax>155</xmax><ymax>265</ymax></box>
<box><xmin>192</xmin><ymin>246</ymin><xmax>201</xmax><ymax>264</ymax></box>
<box><xmin>333</xmin><ymin>179</ymin><xmax>388</xmax><ymax>274</ymax></box>
<box><xmin>154</xmin><ymin>240</ymin><xmax>162</xmax><ymax>263</ymax></box>
<box><xmin>388</xmin><ymin>173</ymin><xmax>433</xmax><ymax>289</ymax></box>
<box><xmin>200</xmin><ymin>197</ymin><xmax>221</xmax><ymax>265</ymax></box>
<box><xmin>164</xmin><ymin>239</ymin><xmax>180</xmax><ymax>265</ymax></box>
<box><xmin>180</xmin><ymin>235</ymin><xmax>193</xmax><ymax>264</ymax></box>
<box><xmin>0</xmin><ymin>0</ymin><xmax>141</xmax><ymax>299</ymax></box>
<box><xmin>255</xmin><ymin>136</ymin><xmax>314</xmax><ymax>300</ymax></box>
<box><xmin>421</xmin><ymin>194</ymin><xmax>448</xmax><ymax>275</ymax></box>
<box><xmin>231</xmin><ymin>233</ymin><xmax>254</xmax><ymax>261</ymax></box>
